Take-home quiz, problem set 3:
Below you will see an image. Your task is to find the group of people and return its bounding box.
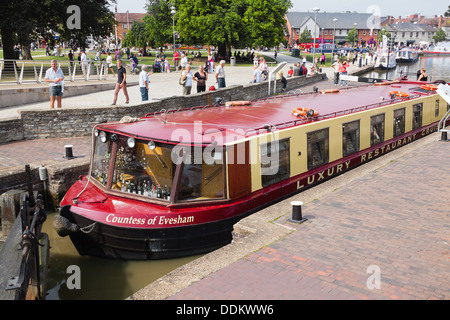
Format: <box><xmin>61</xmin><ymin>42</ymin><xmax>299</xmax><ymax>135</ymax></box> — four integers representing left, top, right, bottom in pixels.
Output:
<box><xmin>179</xmin><ymin>60</ymin><xmax>226</xmax><ymax>95</ymax></box>
<box><xmin>331</xmin><ymin>59</ymin><xmax>351</xmax><ymax>86</ymax></box>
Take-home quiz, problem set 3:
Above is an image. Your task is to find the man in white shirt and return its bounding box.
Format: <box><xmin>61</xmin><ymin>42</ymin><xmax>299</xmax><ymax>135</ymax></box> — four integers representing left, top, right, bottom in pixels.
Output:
<box><xmin>215</xmin><ymin>60</ymin><xmax>226</xmax><ymax>88</ymax></box>
<box><xmin>80</xmin><ymin>50</ymin><xmax>87</xmax><ymax>77</ymax></box>
<box><xmin>139</xmin><ymin>65</ymin><xmax>151</xmax><ymax>101</ymax></box>
<box><xmin>44</xmin><ymin>60</ymin><xmax>64</xmax><ymax>109</ymax></box>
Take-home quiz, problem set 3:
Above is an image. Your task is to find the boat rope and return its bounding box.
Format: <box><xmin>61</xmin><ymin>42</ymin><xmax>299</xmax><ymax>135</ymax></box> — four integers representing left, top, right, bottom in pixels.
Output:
<box><xmin>80</xmin><ymin>222</ymin><xmax>97</xmax><ymax>234</ymax></box>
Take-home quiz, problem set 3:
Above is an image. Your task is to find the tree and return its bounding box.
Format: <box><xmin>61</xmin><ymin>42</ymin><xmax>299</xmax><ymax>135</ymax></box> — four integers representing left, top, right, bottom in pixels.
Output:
<box><xmin>445</xmin><ymin>5</ymin><xmax>450</xmax><ymax>17</ymax></box>
<box><xmin>143</xmin><ymin>0</ymin><xmax>175</xmax><ymax>49</ymax></box>
<box><xmin>298</xmin><ymin>29</ymin><xmax>312</xmax><ymax>44</ymax></box>
<box><xmin>377</xmin><ymin>29</ymin><xmax>391</xmax><ymax>43</ymax></box>
<box><xmin>0</xmin><ymin>0</ymin><xmax>116</xmax><ymax>61</ymax></box>
<box><xmin>347</xmin><ymin>27</ymin><xmax>359</xmax><ymax>46</ymax></box>
<box><xmin>123</xmin><ymin>21</ymin><xmax>150</xmax><ymax>55</ymax></box>
<box><xmin>175</xmin><ymin>0</ymin><xmax>292</xmax><ymax>57</ymax></box>
<box><xmin>433</xmin><ymin>28</ymin><xmax>447</xmax><ymax>44</ymax></box>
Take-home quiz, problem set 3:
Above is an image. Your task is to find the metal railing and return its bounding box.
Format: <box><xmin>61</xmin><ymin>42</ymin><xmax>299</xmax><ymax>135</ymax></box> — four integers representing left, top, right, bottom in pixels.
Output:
<box><xmin>0</xmin><ymin>59</ymin><xmax>112</xmax><ymax>85</ymax></box>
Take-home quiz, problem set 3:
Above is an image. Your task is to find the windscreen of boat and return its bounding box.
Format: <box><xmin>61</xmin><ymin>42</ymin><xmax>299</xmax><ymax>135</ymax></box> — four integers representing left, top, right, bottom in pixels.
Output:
<box><xmin>110</xmin><ymin>136</ymin><xmax>175</xmax><ymax>200</ymax></box>
<box><xmin>91</xmin><ymin>133</ymin><xmax>225</xmax><ymax>202</ymax></box>
<box><xmin>91</xmin><ymin>132</ymin><xmax>113</xmax><ymax>186</ymax></box>
<box><xmin>177</xmin><ymin>146</ymin><xmax>225</xmax><ymax>201</ymax></box>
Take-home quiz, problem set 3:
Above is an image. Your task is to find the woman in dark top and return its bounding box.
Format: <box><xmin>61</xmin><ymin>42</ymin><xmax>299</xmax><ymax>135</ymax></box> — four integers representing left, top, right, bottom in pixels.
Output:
<box><xmin>193</xmin><ymin>65</ymin><xmax>208</xmax><ymax>92</ymax></box>
<box><xmin>418</xmin><ymin>68</ymin><xmax>428</xmax><ymax>82</ymax></box>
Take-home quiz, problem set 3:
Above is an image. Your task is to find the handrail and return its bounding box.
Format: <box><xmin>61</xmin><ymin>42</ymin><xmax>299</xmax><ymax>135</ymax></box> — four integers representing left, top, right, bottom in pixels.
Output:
<box><xmin>0</xmin><ymin>59</ymin><xmax>110</xmax><ymax>84</ymax></box>
<box><xmin>436</xmin><ymin>84</ymin><xmax>450</xmax><ymax>132</ymax></box>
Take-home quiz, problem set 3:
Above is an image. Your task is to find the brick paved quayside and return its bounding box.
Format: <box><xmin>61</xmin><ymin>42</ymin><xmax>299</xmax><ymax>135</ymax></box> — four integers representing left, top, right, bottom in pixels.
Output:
<box><xmin>169</xmin><ymin>139</ymin><xmax>450</xmax><ymax>300</ymax></box>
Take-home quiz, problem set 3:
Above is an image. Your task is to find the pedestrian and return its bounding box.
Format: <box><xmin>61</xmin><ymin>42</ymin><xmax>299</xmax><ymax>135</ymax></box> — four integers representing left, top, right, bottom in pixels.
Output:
<box><xmin>139</xmin><ymin>65</ymin><xmax>151</xmax><ymax>101</ymax></box>
<box><xmin>80</xmin><ymin>49</ymin><xmax>87</xmax><ymax>77</ymax></box>
<box><xmin>207</xmin><ymin>54</ymin><xmax>215</xmax><ymax>73</ymax></box>
<box><xmin>339</xmin><ymin>60</ymin><xmax>349</xmax><ymax>86</ymax></box>
<box><xmin>215</xmin><ymin>60</ymin><xmax>226</xmax><ymax>88</ymax></box>
<box><xmin>112</xmin><ymin>59</ymin><xmax>129</xmax><ymax>105</ymax></box>
<box><xmin>164</xmin><ymin>58</ymin><xmax>170</xmax><ymax>73</ymax></box>
<box><xmin>173</xmin><ymin>50</ymin><xmax>179</xmax><ymax>72</ymax></box>
<box><xmin>180</xmin><ymin>53</ymin><xmax>188</xmax><ymax>70</ymax></box>
<box><xmin>181</xmin><ymin>65</ymin><xmax>193</xmax><ymax>95</ymax></box>
<box><xmin>293</xmin><ymin>62</ymin><xmax>300</xmax><ymax>76</ymax></box>
<box><xmin>68</xmin><ymin>50</ymin><xmax>74</xmax><ymax>67</ymax></box>
<box><xmin>331</xmin><ymin>58</ymin><xmax>340</xmax><ymax>86</ymax></box>
<box><xmin>320</xmin><ymin>53</ymin><xmax>326</xmax><ymax>67</ymax></box>
<box><xmin>106</xmin><ymin>52</ymin><xmax>115</xmax><ymax>77</ymax></box>
<box><xmin>252</xmin><ymin>65</ymin><xmax>262</xmax><ymax>83</ymax></box>
<box><xmin>418</xmin><ymin>68</ymin><xmax>428</xmax><ymax>81</ymax></box>
<box><xmin>276</xmin><ymin>70</ymin><xmax>287</xmax><ymax>91</ymax></box>
<box><xmin>44</xmin><ymin>60</ymin><xmax>64</xmax><ymax>109</ymax></box>
<box><xmin>193</xmin><ymin>65</ymin><xmax>208</xmax><ymax>93</ymax></box>
<box><xmin>287</xmin><ymin>66</ymin><xmax>294</xmax><ymax>77</ymax></box>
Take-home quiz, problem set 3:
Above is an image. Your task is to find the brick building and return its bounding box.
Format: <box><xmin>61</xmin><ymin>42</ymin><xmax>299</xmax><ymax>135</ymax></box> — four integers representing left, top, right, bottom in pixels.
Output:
<box><xmin>114</xmin><ymin>7</ymin><xmax>146</xmax><ymax>42</ymax></box>
<box><xmin>285</xmin><ymin>11</ymin><xmax>382</xmax><ymax>47</ymax></box>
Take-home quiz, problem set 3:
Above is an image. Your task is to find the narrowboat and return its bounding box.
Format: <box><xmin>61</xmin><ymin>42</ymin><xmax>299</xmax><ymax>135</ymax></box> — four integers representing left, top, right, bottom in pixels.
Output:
<box><xmin>423</xmin><ymin>41</ymin><xmax>450</xmax><ymax>56</ymax></box>
<box><xmin>55</xmin><ymin>80</ymin><xmax>449</xmax><ymax>260</ymax></box>
<box><xmin>374</xmin><ymin>52</ymin><xmax>397</xmax><ymax>70</ymax></box>
<box><xmin>395</xmin><ymin>48</ymin><xmax>419</xmax><ymax>63</ymax></box>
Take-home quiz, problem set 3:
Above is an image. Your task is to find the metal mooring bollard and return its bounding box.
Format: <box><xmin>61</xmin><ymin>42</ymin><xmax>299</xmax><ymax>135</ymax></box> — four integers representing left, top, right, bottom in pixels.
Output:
<box><xmin>64</xmin><ymin>145</ymin><xmax>75</xmax><ymax>159</ymax></box>
<box><xmin>289</xmin><ymin>201</ymin><xmax>307</xmax><ymax>224</ymax></box>
<box><xmin>441</xmin><ymin>130</ymin><xmax>448</xmax><ymax>141</ymax></box>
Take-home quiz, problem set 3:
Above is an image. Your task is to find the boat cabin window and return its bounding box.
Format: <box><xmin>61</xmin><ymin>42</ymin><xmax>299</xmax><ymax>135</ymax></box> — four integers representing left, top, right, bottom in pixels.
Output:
<box><xmin>393</xmin><ymin>108</ymin><xmax>406</xmax><ymax>138</ymax></box>
<box><xmin>260</xmin><ymin>139</ymin><xmax>290</xmax><ymax>187</ymax></box>
<box><xmin>435</xmin><ymin>100</ymin><xmax>440</xmax><ymax>117</ymax></box>
<box><xmin>111</xmin><ymin>136</ymin><xmax>175</xmax><ymax>200</ymax></box>
<box><xmin>307</xmin><ymin>128</ymin><xmax>329</xmax><ymax>170</ymax></box>
<box><xmin>412</xmin><ymin>103</ymin><xmax>422</xmax><ymax>130</ymax></box>
<box><xmin>370</xmin><ymin>114</ymin><xmax>385</xmax><ymax>146</ymax></box>
<box><xmin>178</xmin><ymin>147</ymin><xmax>224</xmax><ymax>201</ymax></box>
<box><xmin>342</xmin><ymin>120</ymin><xmax>360</xmax><ymax>157</ymax></box>
<box><xmin>91</xmin><ymin>133</ymin><xmax>113</xmax><ymax>186</ymax></box>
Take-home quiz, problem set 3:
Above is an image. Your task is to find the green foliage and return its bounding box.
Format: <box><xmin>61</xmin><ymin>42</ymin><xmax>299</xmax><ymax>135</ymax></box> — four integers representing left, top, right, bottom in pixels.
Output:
<box><xmin>298</xmin><ymin>29</ymin><xmax>312</xmax><ymax>44</ymax></box>
<box><xmin>174</xmin><ymin>0</ymin><xmax>292</xmax><ymax>55</ymax></box>
<box><xmin>377</xmin><ymin>29</ymin><xmax>391</xmax><ymax>43</ymax></box>
<box><xmin>0</xmin><ymin>0</ymin><xmax>116</xmax><ymax>59</ymax></box>
<box><xmin>347</xmin><ymin>27</ymin><xmax>358</xmax><ymax>46</ymax></box>
<box><xmin>433</xmin><ymin>28</ymin><xmax>447</xmax><ymax>44</ymax></box>
<box><xmin>445</xmin><ymin>5</ymin><xmax>450</xmax><ymax>17</ymax></box>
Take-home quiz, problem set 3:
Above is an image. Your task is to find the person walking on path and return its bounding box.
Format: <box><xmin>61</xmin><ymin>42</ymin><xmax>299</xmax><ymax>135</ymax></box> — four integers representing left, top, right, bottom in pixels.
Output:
<box><xmin>112</xmin><ymin>59</ymin><xmax>129</xmax><ymax>105</ymax></box>
<box><xmin>181</xmin><ymin>65</ymin><xmax>193</xmax><ymax>95</ymax></box>
<box><xmin>44</xmin><ymin>59</ymin><xmax>64</xmax><ymax>109</ymax></box>
<box><xmin>80</xmin><ymin>50</ymin><xmax>88</xmax><ymax>77</ymax></box>
<box><xmin>173</xmin><ymin>50</ymin><xmax>179</xmax><ymax>72</ymax></box>
<box><xmin>193</xmin><ymin>65</ymin><xmax>208</xmax><ymax>93</ymax></box>
<box><xmin>339</xmin><ymin>60</ymin><xmax>349</xmax><ymax>86</ymax></box>
<box><xmin>331</xmin><ymin>59</ymin><xmax>340</xmax><ymax>86</ymax></box>
<box><xmin>252</xmin><ymin>65</ymin><xmax>262</xmax><ymax>83</ymax></box>
<box><xmin>106</xmin><ymin>52</ymin><xmax>115</xmax><ymax>77</ymax></box>
<box><xmin>216</xmin><ymin>60</ymin><xmax>226</xmax><ymax>89</ymax></box>
<box><xmin>139</xmin><ymin>65</ymin><xmax>151</xmax><ymax>101</ymax></box>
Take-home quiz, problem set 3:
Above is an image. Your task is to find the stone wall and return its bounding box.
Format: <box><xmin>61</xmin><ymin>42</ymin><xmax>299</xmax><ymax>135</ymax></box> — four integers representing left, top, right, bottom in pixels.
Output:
<box><xmin>0</xmin><ymin>74</ymin><xmax>325</xmax><ymax>144</ymax></box>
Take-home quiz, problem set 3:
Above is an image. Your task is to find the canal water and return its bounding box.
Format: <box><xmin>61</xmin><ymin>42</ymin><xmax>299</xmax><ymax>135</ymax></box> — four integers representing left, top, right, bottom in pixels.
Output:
<box><xmin>42</xmin><ymin>212</ymin><xmax>200</xmax><ymax>300</ymax></box>
<box><xmin>361</xmin><ymin>56</ymin><xmax>450</xmax><ymax>82</ymax></box>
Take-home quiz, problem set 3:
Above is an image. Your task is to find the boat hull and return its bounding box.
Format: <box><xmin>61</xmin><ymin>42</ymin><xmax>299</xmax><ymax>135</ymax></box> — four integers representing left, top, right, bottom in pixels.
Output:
<box><xmin>59</xmin><ymin>204</ymin><xmax>239</xmax><ymax>260</ymax></box>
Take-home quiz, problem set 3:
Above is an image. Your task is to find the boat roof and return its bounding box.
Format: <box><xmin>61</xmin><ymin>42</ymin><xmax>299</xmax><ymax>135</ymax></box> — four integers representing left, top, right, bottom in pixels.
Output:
<box><xmin>97</xmin><ymin>81</ymin><xmax>437</xmax><ymax>146</ymax></box>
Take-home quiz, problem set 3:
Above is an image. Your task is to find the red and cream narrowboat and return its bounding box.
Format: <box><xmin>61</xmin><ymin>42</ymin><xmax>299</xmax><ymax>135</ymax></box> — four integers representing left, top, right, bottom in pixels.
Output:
<box><xmin>55</xmin><ymin>80</ymin><xmax>449</xmax><ymax>260</ymax></box>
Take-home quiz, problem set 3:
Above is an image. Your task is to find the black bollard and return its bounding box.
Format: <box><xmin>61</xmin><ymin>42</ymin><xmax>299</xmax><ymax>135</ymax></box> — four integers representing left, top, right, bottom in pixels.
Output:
<box><xmin>288</xmin><ymin>201</ymin><xmax>307</xmax><ymax>224</ymax></box>
<box><xmin>441</xmin><ymin>130</ymin><xmax>448</xmax><ymax>141</ymax></box>
<box><xmin>64</xmin><ymin>145</ymin><xmax>75</xmax><ymax>159</ymax></box>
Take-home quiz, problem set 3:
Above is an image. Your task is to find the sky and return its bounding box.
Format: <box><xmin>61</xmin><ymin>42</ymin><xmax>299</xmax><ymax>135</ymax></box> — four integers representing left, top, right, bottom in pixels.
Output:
<box><xmin>113</xmin><ymin>0</ymin><xmax>448</xmax><ymax>18</ymax></box>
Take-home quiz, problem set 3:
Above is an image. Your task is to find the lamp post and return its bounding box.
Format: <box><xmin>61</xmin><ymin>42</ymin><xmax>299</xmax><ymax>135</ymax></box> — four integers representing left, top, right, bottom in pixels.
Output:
<box><xmin>312</xmin><ymin>7</ymin><xmax>320</xmax><ymax>68</ymax></box>
<box><xmin>331</xmin><ymin>18</ymin><xmax>337</xmax><ymax>62</ymax></box>
<box><xmin>353</xmin><ymin>23</ymin><xmax>357</xmax><ymax>47</ymax></box>
<box><xmin>171</xmin><ymin>6</ymin><xmax>176</xmax><ymax>53</ymax></box>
